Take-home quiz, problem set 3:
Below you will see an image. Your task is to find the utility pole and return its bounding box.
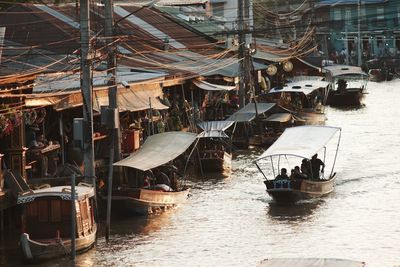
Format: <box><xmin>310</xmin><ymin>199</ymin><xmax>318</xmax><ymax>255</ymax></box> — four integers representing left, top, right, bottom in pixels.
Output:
<box><xmin>357</xmin><ymin>0</ymin><xmax>362</xmax><ymax>66</ymax></box>
<box><xmin>238</xmin><ymin>0</ymin><xmax>246</xmax><ymax>108</ymax></box>
<box><xmin>80</xmin><ymin>0</ymin><xmax>95</xmax><ymax>184</ymax></box>
<box><xmin>104</xmin><ymin>0</ymin><xmax>121</xmax><ymax>242</ymax></box>
<box><xmin>104</xmin><ymin>0</ymin><xmax>121</xmax><ymax>160</ymax></box>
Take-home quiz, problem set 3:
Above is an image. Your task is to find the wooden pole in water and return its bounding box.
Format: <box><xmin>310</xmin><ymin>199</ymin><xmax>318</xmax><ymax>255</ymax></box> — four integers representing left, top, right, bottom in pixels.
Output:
<box><xmin>71</xmin><ymin>174</ymin><xmax>76</xmax><ymax>262</ymax></box>
<box><xmin>105</xmin><ymin>132</ymin><xmax>114</xmax><ymax>242</ymax></box>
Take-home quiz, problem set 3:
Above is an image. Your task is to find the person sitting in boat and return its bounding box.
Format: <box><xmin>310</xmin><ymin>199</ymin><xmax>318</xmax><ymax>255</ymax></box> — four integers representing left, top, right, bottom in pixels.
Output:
<box><xmin>154</xmin><ymin>168</ymin><xmax>171</xmax><ymax>187</ymax></box>
<box><xmin>310</xmin><ymin>154</ymin><xmax>325</xmax><ymax>180</ymax></box>
<box><xmin>291</xmin><ymin>166</ymin><xmax>306</xmax><ymax>180</ymax></box>
<box><xmin>301</xmin><ymin>159</ymin><xmax>310</xmax><ymax>178</ymax></box>
<box><xmin>275</xmin><ymin>168</ymin><xmax>289</xmax><ymax>180</ymax></box>
<box><xmin>337</xmin><ymin>79</ymin><xmax>347</xmax><ymax>94</ymax></box>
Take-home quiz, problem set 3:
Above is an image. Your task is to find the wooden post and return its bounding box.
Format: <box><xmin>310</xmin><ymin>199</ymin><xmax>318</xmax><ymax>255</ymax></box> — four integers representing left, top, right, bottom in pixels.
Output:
<box><xmin>149</xmin><ymin>97</ymin><xmax>154</xmax><ymax>135</ymax></box>
<box><xmin>105</xmin><ymin>132</ymin><xmax>114</xmax><ymax>242</ymax></box>
<box><xmin>237</xmin><ymin>0</ymin><xmax>245</xmax><ymax>108</ymax></box>
<box><xmin>71</xmin><ymin>174</ymin><xmax>76</xmax><ymax>262</ymax></box>
<box><xmin>59</xmin><ymin>113</ymin><xmax>65</xmax><ymax>165</ymax></box>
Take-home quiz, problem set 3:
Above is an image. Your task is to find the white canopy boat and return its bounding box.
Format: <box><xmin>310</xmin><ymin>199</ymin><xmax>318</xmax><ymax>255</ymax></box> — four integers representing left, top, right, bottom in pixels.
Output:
<box><xmin>112</xmin><ymin>131</ymin><xmax>198</xmax><ymax>215</ymax></box>
<box><xmin>268</xmin><ymin>77</ymin><xmax>330</xmax><ymax>124</ymax></box>
<box><xmin>253</xmin><ymin>125</ymin><xmax>341</xmax><ymax>203</ymax></box>
<box><xmin>197</xmin><ymin>121</ymin><xmax>234</xmax><ymax>173</ymax></box>
<box><xmin>226</xmin><ymin>102</ymin><xmax>276</xmax><ymax>148</ymax></box>
<box><xmin>324</xmin><ymin>65</ymin><xmax>368</xmax><ymax>107</ymax></box>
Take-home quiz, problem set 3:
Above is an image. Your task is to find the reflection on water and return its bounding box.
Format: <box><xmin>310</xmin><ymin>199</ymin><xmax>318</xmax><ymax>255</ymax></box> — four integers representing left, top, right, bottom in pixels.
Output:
<box><xmin>267</xmin><ymin>200</ymin><xmax>324</xmax><ymax>221</ymax></box>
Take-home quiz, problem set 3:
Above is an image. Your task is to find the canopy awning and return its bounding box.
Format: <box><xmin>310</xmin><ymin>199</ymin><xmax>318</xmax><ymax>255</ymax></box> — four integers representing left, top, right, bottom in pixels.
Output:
<box><xmin>26</xmin><ymin>81</ymin><xmax>168</xmax><ymax>112</ymax></box>
<box><xmin>197</xmin><ymin>121</ymin><xmax>234</xmax><ymax>138</ymax></box>
<box><xmin>226</xmin><ymin>102</ymin><xmax>276</xmax><ymax>122</ymax></box>
<box><xmin>323</xmin><ymin>65</ymin><xmax>367</xmax><ymax>77</ymax></box>
<box><xmin>113</xmin><ymin>132</ymin><xmax>198</xmax><ymax>171</ymax></box>
<box><xmin>193</xmin><ymin>80</ymin><xmax>236</xmax><ymax>91</ymax></box>
<box><xmin>269</xmin><ymin>80</ymin><xmax>329</xmax><ymax>95</ymax></box>
<box><xmin>264</xmin><ymin>113</ymin><xmax>293</xmax><ymax>123</ymax></box>
<box><xmin>255</xmin><ymin>125</ymin><xmax>341</xmax><ymax>160</ymax></box>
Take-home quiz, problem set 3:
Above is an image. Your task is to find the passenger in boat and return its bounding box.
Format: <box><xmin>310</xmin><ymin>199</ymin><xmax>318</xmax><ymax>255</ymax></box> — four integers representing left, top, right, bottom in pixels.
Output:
<box><xmin>291</xmin><ymin>166</ymin><xmax>306</xmax><ymax>179</ymax></box>
<box><xmin>301</xmin><ymin>159</ymin><xmax>310</xmax><ymax>178</ymax></box>
<box><xmin>337</xmin><ymin>79</ymin><xmax>347</xmax><ymax>94</ymax></box>
<box><xmin>154</xmin><ymin>168</ymin><xmax>171</xmax><ymax>187</ymax></box>
<box><xmin>275</xmin><ymin>168</ymin><xmax>289</xmax><ymax>180</ymax></box>
<box><xmin>310</xmin><ymin>154</ymin><xmax>325</xmax><ymax>180</ymax></box>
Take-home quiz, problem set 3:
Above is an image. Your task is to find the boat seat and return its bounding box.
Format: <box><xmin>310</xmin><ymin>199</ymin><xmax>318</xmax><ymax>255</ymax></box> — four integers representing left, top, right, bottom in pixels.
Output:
<box><xmin>273</xmin><ymin>179</ymin><xmax>291</xmax><ymax>189</ymax></box>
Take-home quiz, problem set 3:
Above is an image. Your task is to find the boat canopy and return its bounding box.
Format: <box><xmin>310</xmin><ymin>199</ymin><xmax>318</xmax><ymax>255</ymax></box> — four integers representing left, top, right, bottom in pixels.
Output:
<box><xmin>258</xmin><ymin>258</ymin><xmax>365</xmax><ymax>267</ymax></box>
<box><xmin>255</xmin><ymin>125</ymin><xmax>341</xmax><ymax>160</ymax></box>
<box><xmin>114</xmin><ymin>132</ymin><xmax>198</xmax><ymax>171</ymax></box>
<box><xmin>324</xmin><ymin>65</ymin><xmax>367</xmax><ymax>77</ymax></box>
<box><xmin>264</xmin><ymin>113</ymin><xmax>293</xmax><ymax>123</ymax></box>
<box><xmin>17</xmin><ymin>185</ymin><xmax>95</xmax><ymax>204</ymax></box>
<box><xmin>269</xmin><ymin>80</ymin><xmax>330</xmax><ymax>95</ymax></box>
<box><xmin>193</xmin><ymin>80</ymin><xmax>236</xmax><ymax>91</ymax></box>
<box><xmin>226</xmin><ymin>102</ymin><xmax>276</xmax><ymax>122</ymax></box>
<box><xmin>197</xmin><ymin>121</ymin><xmax>234</xmax><ymax>138</ymax></box>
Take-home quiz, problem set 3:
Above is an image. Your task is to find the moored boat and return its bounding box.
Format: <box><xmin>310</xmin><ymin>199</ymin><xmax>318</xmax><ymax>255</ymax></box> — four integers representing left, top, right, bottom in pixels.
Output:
<box><xmin>18</xmin><ymin>184</ymin><xmax>97</xmax><ymax>261</ymax></box>
<box><xmin>324</xmin><ymin>65</ymin><xmax>368</xmax><ymax>107</ymax></box>
<box><xmin>197</xmin><ymin>121</ymin><xmax>234</xmax><ymax>173</ymax></box>
<box><xmin>253</xmin><ymin>125</ymin><xmax>341</xmax><ymax>203</ymax></box>
<box><xmin>112</xmin><ymin>131</ymin><xmax>198</xmax><ymax>215</ymax></box>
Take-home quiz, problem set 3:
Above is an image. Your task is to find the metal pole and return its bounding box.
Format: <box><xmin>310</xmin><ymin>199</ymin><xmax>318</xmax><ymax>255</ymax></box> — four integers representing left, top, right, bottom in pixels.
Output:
<box><xmin>149</xmin><ymin>97</ymin><xmax>154</xmax><ymax>135</ymax></box>
<box><xmin>59</xmin><ymin>113</ymin><xmax>65</xmax><ymax>165</ymax></box>
<box><xmin>105</xmin><ymin>132</ymin><xmax>114</xmax><ymax>242</ymax></box>
<box><xmin>71</xmin><ymin>174</ymin><xmax>76</xmax><ymax>262</ymax></box>
<box><xmin>238</xmin><ymin>0</ymin><xmax>246</xmax><ymax>108</ymax></box>
<box><xmin>80</xmin><ymin>0</ymin><xmax>95</xmax><ymax>184</ymax></box>
<box><xmin>357</xmin><ymin>0</ymin><xmax>362</xmax><ymax>66</ymax></box>
<box><xmin>105</xmin><ymin>0</ymin><xmax>121</xmax><ymax>161</ymax></box>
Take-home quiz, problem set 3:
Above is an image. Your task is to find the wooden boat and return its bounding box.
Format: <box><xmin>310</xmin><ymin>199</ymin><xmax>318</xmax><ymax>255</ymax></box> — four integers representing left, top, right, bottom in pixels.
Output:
<box><xmin>258</xmin><ymin>258</ymin><xmax>365</xmax><ymax>267</ymax></box>
<box><xmin>112</xmin><ymin>132</ymin><xmax>198</xmax><ymax>215</ymax></box>
<box><xmin>197</xmin><ymin>121</ymin><xmax>234</xmax><ymax>173</ymax></box>
<box><xmin>268</xmin><ymin>76</ymin><xmax>330</xmax><ymax>125</ymax></box>
<box><xmin>226</xmin><ymin>102</ymin><xmax>276</xmax><ymax>148</ymax></box>
<box><xmin>254</xmin><ymin>125</ymin><xmax>341</xmax><ymax>203</ymax></box>
<box><xmin>18</xmin><ymin>184</ymin><xmax>97</xmax><ymax>261</ymax></box>
<box><xmin>111</xmin><ymin>187</ymin><xmax>190</xmax><ymax>215</ymax></box>
<box><xmin>324</xmin><ymin>65</ymin><xmax>368</xmax><ymax>107</ymax></box>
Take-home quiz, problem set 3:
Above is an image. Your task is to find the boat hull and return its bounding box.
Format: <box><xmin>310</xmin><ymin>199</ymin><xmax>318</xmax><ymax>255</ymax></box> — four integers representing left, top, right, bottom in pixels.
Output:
<box><xmin>20</xmin><ymin>224</ymin><xmax>97</xmax><ymax>261</ymax></box>
<box><xmin>327</xmin><ymin>90</ymin><xmax>364</xmax><ymax>107</ymax></box>
<box><xmin>265</xmin><ymin>177</ymin><xmax>335</xmax><ymax>203</ymax></box>
<box><xmin>200</xmin><ymin>152</ymin><xmax>232</xmax><ymax>173</ymax></box>
<box><xmin>112</xmin><ymin>188</ymin><xmax>190</xmax><ymax>215</ymax></box>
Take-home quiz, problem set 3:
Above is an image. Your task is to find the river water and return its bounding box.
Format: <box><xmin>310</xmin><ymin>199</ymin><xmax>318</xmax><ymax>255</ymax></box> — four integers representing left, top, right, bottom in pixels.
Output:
<box><xmin>1</xmin><ymin>80</ymin><xmax>400</xmax><ymax>267</ymax></box>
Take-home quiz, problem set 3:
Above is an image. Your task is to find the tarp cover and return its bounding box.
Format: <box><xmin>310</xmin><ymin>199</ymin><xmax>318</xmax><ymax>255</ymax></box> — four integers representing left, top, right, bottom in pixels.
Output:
<box><xmin>193</xmin><ymin>80</ymin><xmax>236</xmax><ymax>91</ymax></box>
<box><xmin>226</xmin><ymin>102</ymin><xmax>276</xmax><ymax>122</ymax></box>
<box><xmin>256</xmin><ymin>125</ymin><xmax>341</xmax><ymax>160</ymax></box>
<box><xmin>113</xmin><ymin>132</ymin><xmax>198</xmax><ymax>171</ymax></box>
<box><xmin>269</xmin><ymin>80</ymin><xmax>329</xmax><ymax>95</ymax></box>
<box><xmin>265</xmin><ymin>113</ymin><xmax>293</xmax><ymax>123</ymax></box>
<box><xmin>258</xmin><ymin>258</ymin><xmax>365</xmax><ymax>267</ymax></box>
<box><xmin>324</xmin><ymin>65</ymin><xmax>367</xmax><ymax>77</ymax></box>
<box><xmin>197</xmin><ymin>121</ymin><xmax>234</xmax><ymax>138</ymax></box>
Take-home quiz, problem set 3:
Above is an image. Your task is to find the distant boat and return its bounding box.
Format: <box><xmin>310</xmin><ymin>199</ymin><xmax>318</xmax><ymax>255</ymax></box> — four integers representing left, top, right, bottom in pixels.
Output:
<box><xmin>268</xmin><ymin>76</ymin><xmax>330</xmax><ymax>125</ymax></box>
<box><xmin>258</xmin><ymin>258</ymin><xmax>365</xmax><ymax>267</ymax></box>
<box><xmin>18</xmin><ymin>184</ymin><xmax>97</xmax><ymax>261</ymax></box>
<box><xmin>197</xmin><ymin>121</ymin><xmax>234</xmax><ymax>173</ymax></box>
<box><xmin>254</xmin><ymin>125</ymin><xmax>341</xmax><ymax>203</ymax></box>
<box><xmin>324</xmin><ymin>65</ymin><xmax>368</xmax><ymax>107</ymax></box>
<box><xmin>111</xmin><ymin>131</ymin><xmax>198</xmax><ymax>215</ymax></box>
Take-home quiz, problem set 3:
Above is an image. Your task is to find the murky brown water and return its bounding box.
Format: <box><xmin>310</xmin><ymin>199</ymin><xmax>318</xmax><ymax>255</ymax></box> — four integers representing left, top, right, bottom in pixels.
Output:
<box><xmin>2</xmin><ymin>80</ymin><xmax>400</xmax><ymax>266</ymax></box>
